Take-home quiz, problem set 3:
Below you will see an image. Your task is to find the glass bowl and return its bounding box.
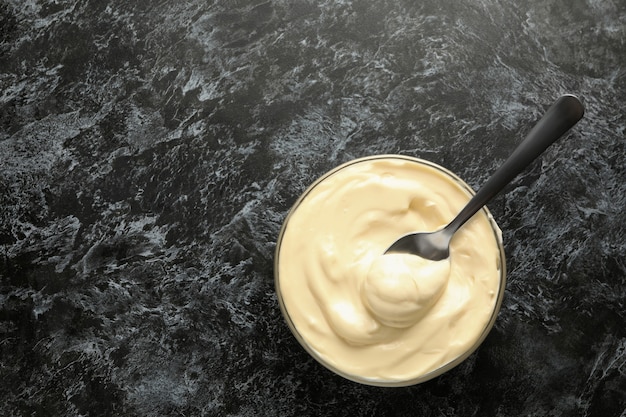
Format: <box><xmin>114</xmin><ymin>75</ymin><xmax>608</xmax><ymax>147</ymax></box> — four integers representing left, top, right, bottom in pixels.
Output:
<box><xmin>274</xmin><ymin>155</ymin><xmax>506</xmax><ymax>386</ymax></box>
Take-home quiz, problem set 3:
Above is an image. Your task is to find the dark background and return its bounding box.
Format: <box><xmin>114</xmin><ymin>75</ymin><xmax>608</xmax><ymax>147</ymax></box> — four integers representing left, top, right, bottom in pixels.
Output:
<box><xmin>1</xmin><ymin>0</ymin><xmax>625</xmax><ymax>415</ymax></box>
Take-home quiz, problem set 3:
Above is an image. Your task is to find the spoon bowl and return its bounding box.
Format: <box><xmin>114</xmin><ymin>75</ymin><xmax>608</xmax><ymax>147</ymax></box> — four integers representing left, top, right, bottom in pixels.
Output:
<box><xmin>386</xmin><ymin>94</ymin><xmax>585</xmax><ymax>259</ymax></box>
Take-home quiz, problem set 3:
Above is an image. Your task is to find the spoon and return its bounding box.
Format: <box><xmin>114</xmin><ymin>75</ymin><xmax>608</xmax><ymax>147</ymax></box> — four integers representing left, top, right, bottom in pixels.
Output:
<box><xmin>386</xmin><ymin>94</ymin><xmax>585</xmax><ymax>260</ymax></box>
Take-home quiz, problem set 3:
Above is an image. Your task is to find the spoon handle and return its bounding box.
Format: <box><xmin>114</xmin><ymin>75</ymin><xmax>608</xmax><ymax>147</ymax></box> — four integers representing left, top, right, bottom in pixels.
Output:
<box><xmin>445</xmin><ymin>94</ymin><xmax>585</xmax><ymax>235</ymax></box>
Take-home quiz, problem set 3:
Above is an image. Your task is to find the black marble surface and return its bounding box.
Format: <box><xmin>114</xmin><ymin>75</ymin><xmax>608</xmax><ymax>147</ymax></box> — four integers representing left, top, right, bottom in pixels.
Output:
<box><xmin>1</xmin><ymin>0</ymin><xmax>625</xmax><ymax>415</ymax></box>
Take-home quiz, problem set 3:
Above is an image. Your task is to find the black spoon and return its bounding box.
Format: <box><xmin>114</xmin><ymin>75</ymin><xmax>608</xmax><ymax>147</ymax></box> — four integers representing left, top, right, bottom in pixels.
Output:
<box><xmin>386</xmin><ymin>94</ymin><xmax>585</xmax><ymax>260</ymax></box>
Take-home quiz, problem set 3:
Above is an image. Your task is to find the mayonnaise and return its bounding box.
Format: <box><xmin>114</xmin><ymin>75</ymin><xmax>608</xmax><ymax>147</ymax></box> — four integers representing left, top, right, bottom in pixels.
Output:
<box><xmin>275</xmin><ymin>155</ymin><xmax>505</xmax><ymax>385</ymax></box>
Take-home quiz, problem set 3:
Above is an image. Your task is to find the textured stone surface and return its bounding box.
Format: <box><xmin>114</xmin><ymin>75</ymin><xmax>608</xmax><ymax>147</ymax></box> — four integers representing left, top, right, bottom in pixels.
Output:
<box><xmin>1</xmin><ymin>0</ymin><xmax>625</xmax><ymax>415</ymax></box>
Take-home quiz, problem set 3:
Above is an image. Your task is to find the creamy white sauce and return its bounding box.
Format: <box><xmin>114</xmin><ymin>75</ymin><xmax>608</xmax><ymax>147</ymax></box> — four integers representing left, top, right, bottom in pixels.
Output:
<box><xmin>363</xmin><ymin>254</ymin><xmax>450</xmax><ymax>329</ymax></box>
<box><xmin>276</xmin><ymin>156</ymin><xmax>504</xmax><ymax>383</ymax></box>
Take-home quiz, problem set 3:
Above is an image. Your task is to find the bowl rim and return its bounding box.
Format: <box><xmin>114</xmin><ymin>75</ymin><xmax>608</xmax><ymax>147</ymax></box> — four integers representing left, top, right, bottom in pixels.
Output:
<box><xmin>274</xmin><ymin>154</ymin><xmax>507</xmax><ymax>387</ymax></box>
